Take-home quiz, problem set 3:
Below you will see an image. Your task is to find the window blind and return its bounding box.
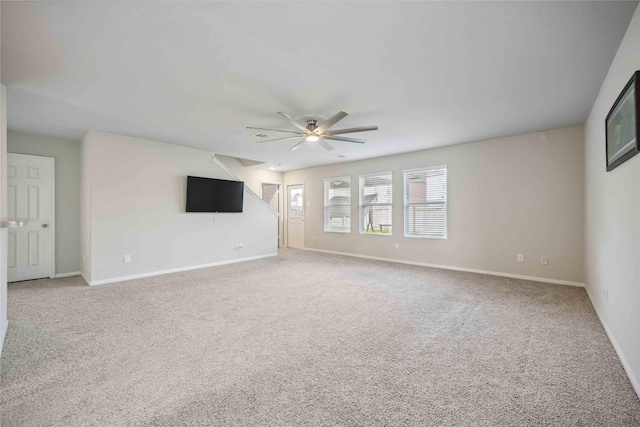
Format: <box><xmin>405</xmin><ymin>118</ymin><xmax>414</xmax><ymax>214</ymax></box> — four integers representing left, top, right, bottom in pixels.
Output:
<box><xmin>404</xmin><ymin>166</ymin><xmax>447</xmax><ymax>239</ymax></box>
<box><xmin>359</xmin><ymin>173</ymin><xmax>392</xmax><ymax>234</ymax></box>
<box><xmin>324</xmin><ymin>177</ymin><xmax>351</xmax><ymax>232</ymax></box>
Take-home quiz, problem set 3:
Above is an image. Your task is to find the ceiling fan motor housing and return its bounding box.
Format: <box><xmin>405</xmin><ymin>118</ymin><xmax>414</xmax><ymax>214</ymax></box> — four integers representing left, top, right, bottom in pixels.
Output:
<box><xmin>306</xmin><ymin>120</ymin><xmax>318</xmax><ymax>132</ymax></box>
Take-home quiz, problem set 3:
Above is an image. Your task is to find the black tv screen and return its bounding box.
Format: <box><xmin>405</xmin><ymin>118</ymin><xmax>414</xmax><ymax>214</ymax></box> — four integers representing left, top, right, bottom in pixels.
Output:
<box><xmin>186</xmin><ymin>176</ymin><xmax>244</xmax><ymax>213</ymax></box>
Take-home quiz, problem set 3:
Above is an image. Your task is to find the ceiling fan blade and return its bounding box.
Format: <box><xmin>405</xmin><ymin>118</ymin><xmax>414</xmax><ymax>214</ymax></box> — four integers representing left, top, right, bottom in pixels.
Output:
<box><xmin>278</xmin><ymin>112</ymin><xmax>309</xmax><ymax>132</ymax></box>
<box><xmin>290</xmin><ymin>138</ymin><xmax>307</xmax><ymax>151</ymax></box>
<box><xmin>324</xmin><ymin>126</ymin><xmax>378</xmax><ymax>136</ymax></box>
<box><xmin>247</xmin><ymin>126</ymin><xmax>303</xmax><ymax>135</ymax></box>
<box><xmin>324</xmin><ymin>135</ymin><xmax>366</xmax><ymax>144</ymax></box>
<box><xmin>315</xmin><ymin>111</ymin><xmax>348</xmax><ymax>133</ymax></box>
<box><xmin>257</xmin><ymin>136</ymin><xmax>304</xmax><ymax>143</ymax></box>
<box><xmin>318</xmin><ymin>139</ymin><xmax>334</xmax><ymax>151</ymax></box>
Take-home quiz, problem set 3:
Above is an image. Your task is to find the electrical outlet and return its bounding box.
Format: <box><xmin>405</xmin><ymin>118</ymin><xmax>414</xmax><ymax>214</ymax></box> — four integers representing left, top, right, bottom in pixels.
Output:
<box><xmin>394</xmin><ymin>243</ymin><xmax>400</xmax><ymax>249</ymax></box>
<box><xmin>517</xmin><ymin>254</ymin><xmax>524</xmax><ymax>262</ymax></box>
<box><xmin>541</xmin><ymin>256</ymin><xmax>548</xmax><ymax>265</ymax></box>
<box><xmin>604</xmin><ymin>288</ymin><xmax>609</xmax><ymax>302</ymax></box>
<box><xmin>239</xmin><ymin>243</ymin><xmax>243</xmax><ymax>248</ymax></box>
<box><xmin>123</xmin><ymin>255</ymin><xmax>131</xmax><ymax>263</ymax></box>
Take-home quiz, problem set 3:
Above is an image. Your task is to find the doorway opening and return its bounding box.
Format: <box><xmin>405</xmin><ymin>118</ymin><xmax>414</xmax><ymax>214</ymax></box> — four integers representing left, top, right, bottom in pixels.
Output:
<box><xmin>287</xmin><ymin>184</ymin><xmax>304</xmax><ymax>249</ymax></box>
<box><xmin>261</xmin><ymin>182</ymin><xmax>281</xmax><ymax>247</ymax></box>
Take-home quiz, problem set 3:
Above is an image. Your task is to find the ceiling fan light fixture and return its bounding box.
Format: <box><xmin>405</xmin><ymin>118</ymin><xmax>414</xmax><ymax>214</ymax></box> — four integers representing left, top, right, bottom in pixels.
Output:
<box><xmin>306</xmin><ymin>135</ymin><xmax>319</xmax><ymax>142</ymax></box>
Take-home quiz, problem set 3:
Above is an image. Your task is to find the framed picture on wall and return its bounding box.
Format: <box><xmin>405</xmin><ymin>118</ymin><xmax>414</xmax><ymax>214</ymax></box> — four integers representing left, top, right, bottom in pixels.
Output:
<box><xmin>606</xmin><ymin>70</ymin><xmax>639</xmax><ymax>171</ymax></box>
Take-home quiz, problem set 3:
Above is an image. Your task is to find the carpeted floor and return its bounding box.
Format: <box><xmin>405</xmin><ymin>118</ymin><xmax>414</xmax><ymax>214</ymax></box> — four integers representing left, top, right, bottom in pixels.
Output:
<box><xmin>1</xmin><ymin>249</ymin><xmax>639</xmax><ymax>426</ymax></box>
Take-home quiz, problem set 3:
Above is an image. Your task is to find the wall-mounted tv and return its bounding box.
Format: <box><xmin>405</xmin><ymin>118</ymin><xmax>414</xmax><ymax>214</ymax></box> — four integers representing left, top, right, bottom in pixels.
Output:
<box><xmin>186</xmin><ymin>176</ymin><xmax>244</xmax><ymax>213</ymax></box>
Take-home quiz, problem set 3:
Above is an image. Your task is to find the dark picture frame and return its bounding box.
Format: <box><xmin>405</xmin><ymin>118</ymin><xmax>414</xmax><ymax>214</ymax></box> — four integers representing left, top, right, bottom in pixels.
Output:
<box><xmin>606</xmin><ymin>70</ymin><xmax>639</xmax><ymax>171</ymax></box>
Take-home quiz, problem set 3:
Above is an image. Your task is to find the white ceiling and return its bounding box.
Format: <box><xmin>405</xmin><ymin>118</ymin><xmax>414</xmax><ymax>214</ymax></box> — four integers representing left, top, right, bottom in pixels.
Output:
<box><xmin>2</xmin><ymin>1</ymin><xmax>637</xmax><ymax>171</ymax></box>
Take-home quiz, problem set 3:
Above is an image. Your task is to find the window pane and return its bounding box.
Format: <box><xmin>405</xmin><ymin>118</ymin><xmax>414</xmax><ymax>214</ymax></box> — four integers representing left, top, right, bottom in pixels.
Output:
<box><xmin>290</xmin><ymin>188</ymin><xmax>303</xmax><ymax>218</ymax></box>
<box><xmin>359</xmin><ymin>173</ymin><xmax>392</xmax><ymax>234</ymax></box>
<box><xmin>324</xmin><ymin>177</ymin><xmax>350</xmax><ymax>233</ymax></box>
<box><xmin>362</xmin><ymin>175</ymin><xmax>392</xmax><ymax>204</ymax></box>
<box><xmin>404</xmin><ymin>167</ymin><xmax>447</xmax><ymax>239</ymax></box>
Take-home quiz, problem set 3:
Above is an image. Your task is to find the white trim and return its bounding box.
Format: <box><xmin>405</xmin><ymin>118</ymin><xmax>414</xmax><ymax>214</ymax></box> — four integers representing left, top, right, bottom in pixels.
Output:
<box><xmin>7</xmin><ymin>153</ymin><xmax>56</xmax><ymax>279</ymax></box>
<box><xmin>358</xmin><ymin>230</ymin><xmax>393</xmax><ymax>236</ymax></box>
<box><xmin>358</xmin><ymin>170</ymin><xmax>393</xmax><ymax>178</ymax></box>
<box><xmin>305</xmin><ymin>248</ymin><xmax>585</xmax><ymax>287</ymax></box>
<box><xmin>86</xmin><ymin>253</ymin><xmax>278</xmax><ymax>286</ymax></box>
<box><xmin>584</xmin><ymin>287</ymin><xmax>640</xmax><ymax>399</ymax></box>
<box><xmin>212</xmin><ymin>156</ymin><xmax>279</xmax><ymax>218</ymax></box>
<box><xmin>55</xmin><ymin>271</ymin><xmax>81</xmax><ymax>278</ymax></box>
<box><xmin>0</xmin><ymin>318</ymin><xmax>7</xmax><ymax>356</ymax></box>
<box><xmin>50</xmin><ymin>158</ymin><xmax>56</xmax><ymax>278</ymax></box>
<box><xmin>403</xmin><ymin>164</ymin><xmax>448</xmax><ymax>173</ymax></box>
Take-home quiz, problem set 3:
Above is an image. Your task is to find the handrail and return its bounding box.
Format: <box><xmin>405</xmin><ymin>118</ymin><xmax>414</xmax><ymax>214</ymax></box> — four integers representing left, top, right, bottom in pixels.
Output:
<box><xmin>212</xmin><ymin>156</ymin><xmax>280</xmax><ymax>218</ymax></box>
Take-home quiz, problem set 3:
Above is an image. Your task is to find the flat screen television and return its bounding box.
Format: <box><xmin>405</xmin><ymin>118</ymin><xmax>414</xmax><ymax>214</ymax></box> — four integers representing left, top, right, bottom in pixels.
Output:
<box><xmin>186</xmin><ymin>176</ymin><xmax>244</xmax><ymax>213</ymax></box>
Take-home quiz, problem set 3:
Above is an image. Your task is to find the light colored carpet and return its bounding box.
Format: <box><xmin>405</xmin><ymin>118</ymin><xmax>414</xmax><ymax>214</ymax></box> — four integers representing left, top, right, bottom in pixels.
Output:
<box><xmin>1</xmin><ymin>249</ymin><xmax>639</xmax><ymax>426</ymax></box>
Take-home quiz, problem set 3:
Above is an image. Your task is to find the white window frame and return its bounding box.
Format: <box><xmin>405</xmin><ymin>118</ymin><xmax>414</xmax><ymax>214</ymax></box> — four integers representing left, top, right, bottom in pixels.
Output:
<box><xmin>403</xmin><ymin>165</ymin><xmax>447</xmax><ymax>239</ymax></box>
<box><xmin>324</xmin><ymin>176</ymin><xmax>351</xmax><ymax>233</ymax></box>
<box><xmin>359</xmin><ymin>172</ymin><xmax>393</xmax><ymax>236</ymax></box>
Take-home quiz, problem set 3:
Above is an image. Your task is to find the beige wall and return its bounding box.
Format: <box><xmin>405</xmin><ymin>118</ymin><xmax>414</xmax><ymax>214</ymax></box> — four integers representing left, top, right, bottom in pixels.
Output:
<box><xmin>8</xmin><ymin>131</ymin><xmax>81</xmax><ymax>275</ymax></box>
<box><xmin>284</xmin><ymin>125</ymin><xmax>585</xmax><ymax>284</ymax></box>
<box><xmin>0</xmin><ymin>6</ymin><xmax>7</xmax><ymax>355</ymax></box>
<box><xmin>81</xmin><ymin>131</ymin><xmax>278</xmax><ymax>284</ymax></box>
<box><xmin>0</xmin><ymin>84</ymin><xmax>7</xmax><ymax>355</ymax></box>
<box><xmin>584</xmin><ymin>4</ymin><xmax>640</xmax><ymax>395</ymax></box>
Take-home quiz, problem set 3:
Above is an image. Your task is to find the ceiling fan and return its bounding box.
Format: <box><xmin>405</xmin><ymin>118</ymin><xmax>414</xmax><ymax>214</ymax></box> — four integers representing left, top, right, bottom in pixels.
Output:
<box><xmin>248</xmin><ymin>111</ymin><xmax>378</xmax><ymax>151</ymax></box>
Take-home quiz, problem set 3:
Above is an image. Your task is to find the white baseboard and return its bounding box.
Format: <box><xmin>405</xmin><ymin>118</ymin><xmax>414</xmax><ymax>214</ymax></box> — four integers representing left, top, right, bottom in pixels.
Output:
<box><xmin>304</xmin><ymin>248</ymin><xmax>585</xmax><ymax>287</ymax></box>
<box><xmin>87</xmin><ymin>253</ymin><xmax>278</xmax><ymax>286</ymax></box>
<box><xmin>584</xmin><ymin>287</ymin><xmax>640</xmax><ymax>400</ymax></box>
<box><xmin>55</xmin><ymin>271</ymin><xmax>81</xmax><ymax>278</ymax></box>
<box><xmin>0</xmin><ymin>318</ymin><xmax>7</xmax><ymax>357</ymax></box>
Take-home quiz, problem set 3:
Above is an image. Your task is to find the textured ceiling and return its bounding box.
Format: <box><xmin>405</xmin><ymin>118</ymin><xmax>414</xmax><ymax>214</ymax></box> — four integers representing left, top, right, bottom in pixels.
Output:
<box><xmin>2</xmin><ymin>1</ymin><xmax>637</xmax><ymax>171</ymax></box>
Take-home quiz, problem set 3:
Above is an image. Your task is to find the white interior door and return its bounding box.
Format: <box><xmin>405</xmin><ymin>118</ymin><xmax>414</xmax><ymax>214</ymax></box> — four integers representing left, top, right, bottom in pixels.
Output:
<box><xmin>287</xmin><ymin>185</ymin><xmax>304</xmax><ymax>249</ymax></box>
<box><xmin>262</xmin><ymin>183</ymin><xmax>281</xmax><ymax>247</ymax></box>
<box><xmin>7</xmin><ymin>154</ymin><xmax>54</xmax><ymax>282</ymax></box>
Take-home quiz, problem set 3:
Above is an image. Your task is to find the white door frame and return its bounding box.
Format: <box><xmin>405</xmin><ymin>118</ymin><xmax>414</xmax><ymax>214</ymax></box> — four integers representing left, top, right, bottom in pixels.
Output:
<box><xmin>260</xmin><ymin>181</ymin><xmax>282</xmax><ymax>247</ymax></box>
<box><xmin>7</xmin><ymin>153</ymin><xmax>56</xmax><ymax>279</ymax></box>
<box><xmin>286</xmin><ymin>183</ymin><xmax>304</xmax><ymax>249</ymax></box>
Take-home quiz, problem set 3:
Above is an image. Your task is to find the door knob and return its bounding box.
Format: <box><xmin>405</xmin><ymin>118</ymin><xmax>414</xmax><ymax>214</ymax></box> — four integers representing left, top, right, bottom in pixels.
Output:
<box><xmin>42</xmin><ymin>224</ymin><xmax>48</xmax><ymax>228</ymax></box>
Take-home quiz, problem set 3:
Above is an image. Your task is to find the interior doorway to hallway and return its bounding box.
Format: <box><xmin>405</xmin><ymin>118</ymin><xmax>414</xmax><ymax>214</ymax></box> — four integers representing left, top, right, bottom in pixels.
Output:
<box><xmin>287</xmin><ymin>184</ymin><xmax>304</xmax><ymax>249</ymax></box>
<box><xmin>261</xmin><ymin>182</ymin><xmax>281</xmax><ymax>247</ymax></box>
